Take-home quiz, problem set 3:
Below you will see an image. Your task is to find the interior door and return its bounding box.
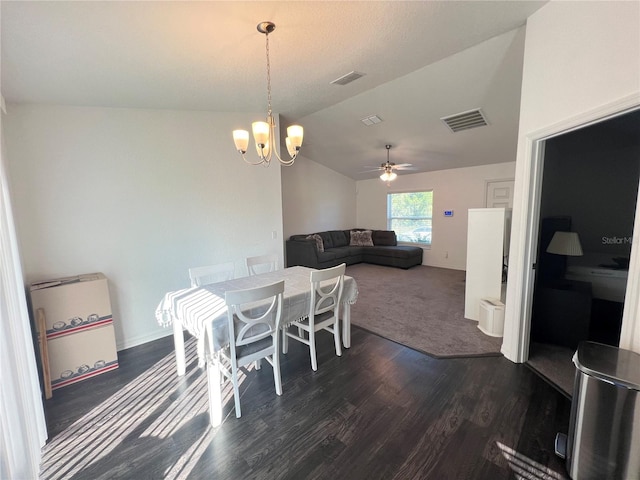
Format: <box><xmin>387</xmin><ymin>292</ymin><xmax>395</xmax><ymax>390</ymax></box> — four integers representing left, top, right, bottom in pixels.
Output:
<box><xmin>485</xmin><ymin>180</ymin><xmax>515</xmax><ymax>208</ymax></box>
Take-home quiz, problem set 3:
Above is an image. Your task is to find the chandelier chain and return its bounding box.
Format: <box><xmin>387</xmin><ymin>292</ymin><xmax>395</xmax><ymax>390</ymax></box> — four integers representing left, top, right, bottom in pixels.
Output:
<box><xmin>265</xmin><ymin>31</ymin><xmax>272</xmax><ymax>117</ymax></box>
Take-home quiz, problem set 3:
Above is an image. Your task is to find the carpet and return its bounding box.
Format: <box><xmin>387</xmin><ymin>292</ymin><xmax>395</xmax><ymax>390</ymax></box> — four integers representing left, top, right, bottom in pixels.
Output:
<box><xmin>527</xmin><ymin>342</ymin><xmax>575</xmax><ymax>397</ymax></box>
<box><xmin>346</xmin><ymin>263</ymin><xmax>503</xmax><ymax>358</ymax></box>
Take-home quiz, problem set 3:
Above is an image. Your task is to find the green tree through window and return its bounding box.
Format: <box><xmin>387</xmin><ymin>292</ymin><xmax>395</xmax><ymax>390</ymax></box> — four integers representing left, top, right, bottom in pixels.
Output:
<box><xmin>387</xmin><ymin>191</ymin><xmax>433</xmax><ymax>245</ymax></box>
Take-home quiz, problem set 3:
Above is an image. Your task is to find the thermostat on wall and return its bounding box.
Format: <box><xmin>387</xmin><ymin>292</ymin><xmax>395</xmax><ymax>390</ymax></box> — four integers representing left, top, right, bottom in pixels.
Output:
<box><xmin>444</xmin><ymin>210</ymin><xmax>454</xmax><ymax>217</ymax></box>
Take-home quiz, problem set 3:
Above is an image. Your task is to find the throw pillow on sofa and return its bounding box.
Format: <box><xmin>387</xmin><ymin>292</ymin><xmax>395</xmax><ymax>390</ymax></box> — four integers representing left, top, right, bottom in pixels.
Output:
<box><xmin>306</xmin><ymin>234</ymin><xmax>324</xmax><ymax>253</ymax></box>
<box><xmin>350</xmin><ymin>229</ymin><xmax>374</xmax><ymax>246</ymax></box>
<box><xmin>372</xmin><ymin>230</ymin><xmax>397</xmax><ymax>246</ymax></box>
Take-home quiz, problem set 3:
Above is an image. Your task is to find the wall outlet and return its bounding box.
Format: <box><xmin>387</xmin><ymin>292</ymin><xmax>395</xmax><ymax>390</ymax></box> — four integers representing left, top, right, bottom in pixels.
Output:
<box><xmin>271</xmin><ymin>231</ymin><xmax>277</xmax><ymax>240</ymax></box>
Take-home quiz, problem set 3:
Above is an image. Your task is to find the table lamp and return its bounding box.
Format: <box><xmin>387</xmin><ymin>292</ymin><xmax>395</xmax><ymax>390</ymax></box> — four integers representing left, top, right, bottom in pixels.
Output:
<box><xmin>546</xmin><ymin>231</ymin><xmax>583</xmax><ymax>285</ymax></box>
<box><xmin>546</xmin><ymin>231</ymin><xmax>583</xmax><ymax>257</ymax></box>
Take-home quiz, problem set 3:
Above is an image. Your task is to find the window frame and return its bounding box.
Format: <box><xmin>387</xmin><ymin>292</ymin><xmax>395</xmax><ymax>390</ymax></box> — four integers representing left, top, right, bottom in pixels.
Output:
<box><xmin>386</xmin><ymin>189</ymin><xmax>433</xmax><ymax>247</ymax></box>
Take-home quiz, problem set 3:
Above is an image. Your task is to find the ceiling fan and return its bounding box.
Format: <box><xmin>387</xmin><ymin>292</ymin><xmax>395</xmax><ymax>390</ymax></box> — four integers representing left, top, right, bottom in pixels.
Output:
<box><xmin>362</xmin><ymin>144</ymin><xmax>414</xmax><ymax>182</ymax></box>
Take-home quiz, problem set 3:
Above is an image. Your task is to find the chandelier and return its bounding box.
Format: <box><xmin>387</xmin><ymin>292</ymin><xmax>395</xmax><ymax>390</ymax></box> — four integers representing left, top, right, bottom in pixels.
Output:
<box><xmin>232</xmin><ymin>22</ymin><xmax>303</xmax><ymax>167</ymax></box>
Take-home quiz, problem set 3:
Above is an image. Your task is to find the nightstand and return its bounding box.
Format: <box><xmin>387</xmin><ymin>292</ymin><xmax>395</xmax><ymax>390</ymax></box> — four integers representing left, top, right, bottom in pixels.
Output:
<box><xmin>531</xmin><ymin>280</ymin><xmax>592</xmax><ymax>349</ymax></box>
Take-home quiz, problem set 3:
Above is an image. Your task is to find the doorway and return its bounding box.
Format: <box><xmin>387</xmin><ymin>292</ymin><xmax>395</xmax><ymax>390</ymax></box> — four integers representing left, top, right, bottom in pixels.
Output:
<box><xmin>527</xmin><ymin>109</ymin><xmax>640</xmax><ymax>395</ymax></box>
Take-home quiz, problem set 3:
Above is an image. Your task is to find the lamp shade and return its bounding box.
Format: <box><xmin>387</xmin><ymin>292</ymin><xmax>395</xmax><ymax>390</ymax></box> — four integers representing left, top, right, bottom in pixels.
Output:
<box><xmin>286</xmin><ymin>125</ymin><xmax>304</xmax><ymax>148</ymax></box>
<box><xmin>232</xmin><ymin>130</ymin><xmax>249</xmax><ymax>153</ymax></box>
<box><xmin>546</xmin><ymin>231</ymin><xmax>583</xmax><ymax>256</ymax></box>
<box><xmin>252</xmin><ymin>121</ymin><xmax>270</xmax><ymax>147</ymax></box>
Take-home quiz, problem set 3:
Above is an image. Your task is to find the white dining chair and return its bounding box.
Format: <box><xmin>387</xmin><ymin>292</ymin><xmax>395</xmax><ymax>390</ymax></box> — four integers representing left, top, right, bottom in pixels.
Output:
<box><xmin>245</xmin><ymin>253</ymin><xmax>278</xmax><ymax>276</ymax></box>
<box><xmin>283</xmin><ymin>263</ymin><xmax>345</xmax><ymax>371</ymax></box>
<box><xmin>206</xmin><ymin>280</ymin><xmax>284</xmax><ymax>420</ymax></box>
<box><xmin>188</xmin><ymin>262</ymin><xmax>235</xmax><ymax>287</ymax></box>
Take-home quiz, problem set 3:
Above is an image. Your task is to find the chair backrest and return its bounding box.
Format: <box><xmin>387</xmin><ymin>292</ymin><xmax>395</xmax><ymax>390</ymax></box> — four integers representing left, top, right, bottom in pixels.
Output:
<box><xmin>225</xmin><ymin>280</ymin><xmax>284</xmax><ymax>359</ymax></box>
<box><xmin>246</xmin><ymin>253</ymin><xmax>278</xmax><ymax>276</ymax></box>
<box><xmin>189</xmin><ymin>262</ymin><xmax>235</xmax><ymax>287</ymax></box>
<box><xmin>310</xmin><ymin>263</ymin><xmax>346</xmax><ymax>317</ymax></box>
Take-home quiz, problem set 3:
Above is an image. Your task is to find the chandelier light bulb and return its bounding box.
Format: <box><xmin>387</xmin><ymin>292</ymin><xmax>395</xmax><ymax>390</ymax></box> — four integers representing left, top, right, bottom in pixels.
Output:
<box><xmin>380</xmin><ymin>171</ymin><xmax>397</xmax><ymax>182</ymax></box>
<box><xmin>233</xmin><ymin>130</ymin><xmax>249</xmax><ymax>154</ymax></box>
<box><xmin>287</xmin><ymin>125</ymin><xmax>304</xmax><ymax>149</ymax></box>
<box><xmin>252</xmin><ymin>121</ymin><xmax>270</xmax><ymax>147</ymax></box>
<box><xmin>285</xmin><ymin>137</ymin><xmax>296</xmax><ymax>157</ymax></box>
<box><xmin>256</xmin><ymin>139</ymin><xmax>270</xmax><ymax>158</ymax></box>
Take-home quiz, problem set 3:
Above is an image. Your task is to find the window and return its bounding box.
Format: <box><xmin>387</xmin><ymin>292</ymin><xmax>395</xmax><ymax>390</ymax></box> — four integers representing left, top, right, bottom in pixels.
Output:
<box><xmin>387</xmin><ymin>191</ymin><xmax>433</xmax><ymax>245</ymax></box>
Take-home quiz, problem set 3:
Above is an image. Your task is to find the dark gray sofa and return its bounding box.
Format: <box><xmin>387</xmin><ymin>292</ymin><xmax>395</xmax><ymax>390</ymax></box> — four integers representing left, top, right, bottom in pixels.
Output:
<box><xmin>286</xmin><ymin>229</ymin><xmax>423</xmax><ymax>269</ymax></box>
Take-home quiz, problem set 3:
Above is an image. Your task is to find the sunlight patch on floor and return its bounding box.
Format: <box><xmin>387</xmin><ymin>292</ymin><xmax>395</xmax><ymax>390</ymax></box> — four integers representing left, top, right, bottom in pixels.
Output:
<box><xmin>39</xmin><ymin>338</ymin><xmax>251</xmax><ymax>480</ymax></box>
<box><xmin>497</xmin><ymin>441</ymin><xmax>565</xmax><ymax>480</ymax></box>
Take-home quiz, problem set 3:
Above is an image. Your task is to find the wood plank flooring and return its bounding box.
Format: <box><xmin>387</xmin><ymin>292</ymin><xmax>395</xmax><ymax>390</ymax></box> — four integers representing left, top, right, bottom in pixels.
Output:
<box><xmin>41</xmin><ymin>327</ymin><xmax>571</xmax><ymax>479</ymax></box>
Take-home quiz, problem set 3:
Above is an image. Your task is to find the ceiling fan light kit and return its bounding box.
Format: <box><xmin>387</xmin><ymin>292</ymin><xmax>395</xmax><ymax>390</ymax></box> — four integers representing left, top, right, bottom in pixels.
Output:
<box><xmin>379</xmin><ymin>144</ymin><xmax>398</xmax><ymax>184</ymax></box>
<box><xmin>232</xmin><ymin>21</ymin><xmax>303</xmax><ymax>167</ymax></box>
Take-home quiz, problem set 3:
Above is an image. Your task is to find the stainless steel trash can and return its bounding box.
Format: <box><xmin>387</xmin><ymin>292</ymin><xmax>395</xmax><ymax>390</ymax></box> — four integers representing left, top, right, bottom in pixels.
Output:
<box><xmin>565</xmin><ymin>341</ymin><xmax>640</xmax><ymax>479</ymax></box>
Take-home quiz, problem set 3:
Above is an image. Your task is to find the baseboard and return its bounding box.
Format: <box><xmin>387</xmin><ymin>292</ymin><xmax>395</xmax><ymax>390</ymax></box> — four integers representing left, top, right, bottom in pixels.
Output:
<box><xmin>116</xmin><ymin>330</ymin><xmax>173</xmax><ymax>351</ymax></box>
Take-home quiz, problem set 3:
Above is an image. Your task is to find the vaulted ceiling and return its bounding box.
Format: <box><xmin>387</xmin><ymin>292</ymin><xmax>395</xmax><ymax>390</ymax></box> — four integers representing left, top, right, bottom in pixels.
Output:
<box><xmin>1</xmin><ymin>1</ymin><xmax>547</xmax><ymax>180</ymax></box>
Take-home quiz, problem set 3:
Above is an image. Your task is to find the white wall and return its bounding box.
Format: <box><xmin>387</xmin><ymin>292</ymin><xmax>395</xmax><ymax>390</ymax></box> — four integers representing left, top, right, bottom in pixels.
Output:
<box><xmin>281</xmin><ymin>155</ymin><xmax>356</xmax><ymax>240</ymax></box>
<box><xmin>356</xmin><ymin>162</ymin><xmax>515</xmax><ymax>270</ymax></box>
<box><xmin>4</xmin><ymin>105</ymin><xmax>285</xmax><ymax>350</ymax></box>
<box><xmin>503</xmin><ymin>1</ymin><xmax>640</xmax><ymax>361</ymax></box>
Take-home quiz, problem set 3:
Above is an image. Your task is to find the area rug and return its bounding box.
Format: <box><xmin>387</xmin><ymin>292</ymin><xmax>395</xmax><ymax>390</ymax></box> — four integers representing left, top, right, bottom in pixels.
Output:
<box><xmin>347</xmin><ymin>263</ymin><xmax>503</xmax><ymax>358</ymax></box>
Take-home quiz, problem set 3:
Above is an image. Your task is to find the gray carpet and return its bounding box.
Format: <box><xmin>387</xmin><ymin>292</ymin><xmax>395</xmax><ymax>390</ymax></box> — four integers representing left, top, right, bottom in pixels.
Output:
<box><xmin>347</xmin><ymin>263</ymin><xmax>503</xmax><ymax>358</ymax></box>
<box><xmin>527</xmin><ymin>342</ymin><xmax>576</xmax><ymax>397</ymax></box>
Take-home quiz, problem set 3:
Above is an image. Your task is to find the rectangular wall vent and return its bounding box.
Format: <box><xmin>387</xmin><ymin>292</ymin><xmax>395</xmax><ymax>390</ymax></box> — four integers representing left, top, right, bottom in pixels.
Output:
<box><xmin>441</xmin><ymin>108</ymin><xmax>488</xmax><ymax>133</ymax></box>
<box><xmin>330</xmin><ymin>71</ymin><xmax>365</xmax><ymax>86</ymax></box>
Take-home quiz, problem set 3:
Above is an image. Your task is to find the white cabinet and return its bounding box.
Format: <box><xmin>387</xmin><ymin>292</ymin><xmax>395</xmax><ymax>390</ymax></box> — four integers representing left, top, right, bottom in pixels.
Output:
<box><xmin>465</xmin><ymin>208</ymin><xmax>510</xmax><ymax>321</ymax></box>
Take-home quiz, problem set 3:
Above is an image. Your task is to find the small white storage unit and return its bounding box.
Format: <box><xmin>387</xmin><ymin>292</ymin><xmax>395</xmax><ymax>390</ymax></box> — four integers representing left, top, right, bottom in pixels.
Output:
<box><xmin>465</xmin><ymin>208</ymin><xmax>510</xmax><ymax>322</ymax></box>
<box><xmin>478</xmin><ymin>298</ymin><xmax>506</xmax><ymax>336</ymax></box>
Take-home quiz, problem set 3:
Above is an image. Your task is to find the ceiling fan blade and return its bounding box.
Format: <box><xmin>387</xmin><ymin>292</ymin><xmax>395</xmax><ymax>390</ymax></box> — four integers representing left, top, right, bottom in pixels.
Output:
<box><xmin>393</xmin><ymin>163</ymin><xmax>413</xmax><ymax>168</ymax></box>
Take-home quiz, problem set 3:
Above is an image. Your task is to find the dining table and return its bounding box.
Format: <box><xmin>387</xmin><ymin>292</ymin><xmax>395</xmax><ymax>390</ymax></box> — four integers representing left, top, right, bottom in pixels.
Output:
<box><xmin>155</xmin><ymin>266</ymin><xmax>359</xmax><ymax>377</ymax></box>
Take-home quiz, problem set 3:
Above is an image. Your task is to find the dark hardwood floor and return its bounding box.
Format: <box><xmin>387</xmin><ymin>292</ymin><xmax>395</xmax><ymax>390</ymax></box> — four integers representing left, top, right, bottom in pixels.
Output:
<box><xmin>41</xmin><ymin>327</ymin><xmax>571</xmax><ymax>479</ymax></box>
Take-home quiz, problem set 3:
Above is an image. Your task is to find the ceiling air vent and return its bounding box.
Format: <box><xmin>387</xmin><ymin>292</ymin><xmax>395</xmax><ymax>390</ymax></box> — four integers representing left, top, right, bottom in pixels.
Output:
<box><xmin>361</xmin><ymin>114</ymin><xmax>383</xmax><ymax>126</ymax></box>
<box><xmin>330</xmin><ymin>71</ymin><xmax>365</xmax><ymax>86</ymax></box>
<box><xmin>441</xmin><ymin>108</ymin><xmax>488</xmax><ymax>133</ymax></box>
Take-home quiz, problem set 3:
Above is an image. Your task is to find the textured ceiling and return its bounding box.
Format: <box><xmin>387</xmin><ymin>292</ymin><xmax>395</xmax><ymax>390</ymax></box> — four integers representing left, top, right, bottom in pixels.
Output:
<box><xmin>1</xmin><ymin>1</ymin><xmax>548</xmax><ymax>180</ymax></box>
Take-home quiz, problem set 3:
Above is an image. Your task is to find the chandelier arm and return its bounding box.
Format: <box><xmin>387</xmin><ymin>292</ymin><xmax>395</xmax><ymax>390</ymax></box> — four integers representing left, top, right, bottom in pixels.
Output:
<box><xmin>269</xmin><ymin>143</ymin><xmax>297</xmax><ymax>165</ymax></box>
<box><xmin>266</xmin><ymin>117</ymin><xmax>297</xmax><ymax>166</ymax></box>
<box><xmin>239</xmin><ymin>151</ymin><xmax>269</xmax><ymax>166</ymax></box>
<box><xmin>271</xmin><ymin>150</ymin><xmax>296</xmax><ymax>166</ymax></box>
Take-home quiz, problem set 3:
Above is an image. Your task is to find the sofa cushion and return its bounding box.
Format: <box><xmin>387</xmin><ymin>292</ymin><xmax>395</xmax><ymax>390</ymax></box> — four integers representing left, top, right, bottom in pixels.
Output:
<box><xmin>330</xmin><ymin>230</ymin><xmax>348</xmax><ymax>248</ymax></box>
<box><xmin>318</xmin><ymin>231</ymin><xmax>334</xmax><ymax>249</ymax></box>
<box><xmin>316</xmin><ymin>250</ymin><xmax>339</xmax><ymax>262</ymax></box>
<box><xmin>328</xmin><ymin>246</ymin><xmax>353</xmax><ymax>259</ymax></box>
<box><xmin>366</xmin><ymin>245</ymin><xmax>422</xmax><ymax>259</ymax></box>
<box><xmin>306</xmin><ymin>234</ymin><xmax>324</xmax><ymax>253</ymax></box>
<box><xmin>350</xmin><ymin>229</ymin><xmax>374</xmax><ymax>246</ymax></box>
<box><xmin>372</xmin><ymin>230</ymin><xmax>397</xmax><ymax>246</ymax></box>
<box><xmin>290</xmin><ymin>234</ymin><xmax>310</xmax><ymax>242</ymax></box>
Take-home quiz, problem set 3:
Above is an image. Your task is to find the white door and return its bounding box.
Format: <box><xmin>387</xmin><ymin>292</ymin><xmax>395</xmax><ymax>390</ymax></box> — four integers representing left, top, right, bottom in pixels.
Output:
<box><xmin>485</xmin><ymin>180</ymin><xmax>515</xmax><ymax>208</ymax></box>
